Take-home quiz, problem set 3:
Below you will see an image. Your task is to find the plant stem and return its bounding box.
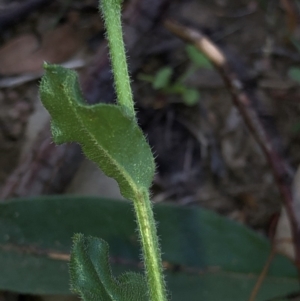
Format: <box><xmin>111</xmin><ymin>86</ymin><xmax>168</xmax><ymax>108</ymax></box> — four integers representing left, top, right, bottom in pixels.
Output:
<box><xmin>100</xmin><ymin>1</ymin><xmax>168</xmax><ymax>300</ymax></box>
<box><xmin>133</xmin><ymin>188</ymin><xmax>168</xmax><ymax>301</ymax></box>
<box><xmin>100</xmin><ymin>0</ymin><xmax>135</xmax><ymax>117</ymax></box>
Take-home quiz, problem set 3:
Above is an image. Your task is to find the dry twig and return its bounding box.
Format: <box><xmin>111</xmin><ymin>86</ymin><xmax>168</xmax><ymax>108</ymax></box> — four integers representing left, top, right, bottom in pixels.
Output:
<box><xmin>165</xmin><ymin>19</ymin><xmax>300</xmax><ymax>269</ymax></box>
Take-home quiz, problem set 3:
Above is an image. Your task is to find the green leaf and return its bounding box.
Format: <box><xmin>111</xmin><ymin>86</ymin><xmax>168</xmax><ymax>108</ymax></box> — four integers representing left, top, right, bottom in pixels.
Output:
<box><xmin>39</xmin><ymin>64</ymin><xmax>155</xmax><ymax>201</ymax></box>
<box><xmin>182</xmin><ymin>88</ymin><xmax>200</xmax><ymax>106</ymax></box>
<box><xmin>166</xmin><ymin>83</ymin><xmax>186</xmax><ymax>94</ymax></box>
<box><xmin>288</xmin><ymin>67</ymin><xmax>300</xmax><ymax>83</ymax></box>
<box><xmin>185</xmin><ymin>45</ymin><xmax>213</xmax><ymax>69</ymax></box>
<box><xmin>0</xmin><ymin>196</ymin><xmax>298</xmax><ymax>300</ymax></box>
<box><xmin>70</xmin><ymin>234</ymin><xmax>148</xmax><ymax>301</ymax></box>
<box><xmin>153</xmin><ymin>67</ymin><xmax>173</xmax><ymax>90</ymax></box>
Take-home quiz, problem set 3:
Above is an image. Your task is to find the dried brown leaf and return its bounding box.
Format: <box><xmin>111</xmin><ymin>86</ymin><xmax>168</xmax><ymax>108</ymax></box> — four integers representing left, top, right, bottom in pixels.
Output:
<box><xmin>0</xmin><ymin>23</ymin><xmax>83</xmax><ymax>75</ymax></box>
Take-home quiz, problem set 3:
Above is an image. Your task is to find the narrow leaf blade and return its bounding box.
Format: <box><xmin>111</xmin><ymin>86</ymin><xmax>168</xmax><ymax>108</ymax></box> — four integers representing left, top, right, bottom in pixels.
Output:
<box><xmin>0</xmin><ymin>196</ymin><xmax>298</xmax><ymax>300</ymax></box>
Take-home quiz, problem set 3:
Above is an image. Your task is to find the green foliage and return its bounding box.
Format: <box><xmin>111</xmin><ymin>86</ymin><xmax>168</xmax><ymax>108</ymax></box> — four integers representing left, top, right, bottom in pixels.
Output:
<box><xmin>40</xmin><ymin>62</ymin><xmax>167</xmax><ymax>301</ymax></box>
<box><xmin>185</xmin><ymin>45</ymin><xmax>213</xmax><ymax>69</ymax></box>
<box><xmin>70</xmin><ymin>234</ymin><xmax>148</xmax><ymax>301</ymax></box>
<box><xmin>40</xmin><ymin>63</ymin><xmax>154</xmax><ymax>201</ymax></box>
<box><xmin>152</xmin><ymin>67</ymin><xmax>173</xmax><ymax>90</ymax></box>
<box><xmin>39</xmin><ymin>1</ymin><xmax>168</xmax><ymax>301</ymax></box>
<box><xmin>31</xmin><ymin>1</ymin><xmax>300</xmax><ymax>300</ymax></box>
<box><xmin>0</xmin><ymin>196</ymin><xmax>298</xmax><ymax>300</ymax></box>
<box><xmin>182</xmin><ymin>88</ymin><xmax>201</xmax><ymax>106</ymax></box>
<box><xmin>37</xmin><ymin>2</ymin><xmax>166</xmax><ymax>301</ymax></box>
<box><xmin>141</xmin><ymin>68</ymin><xmax>200</xmax><ymax>107</ymax></box>
<box><xmin>139</xmin><ymin>45</ymin><xmax>212</xmax><ymax>106</ymax></box>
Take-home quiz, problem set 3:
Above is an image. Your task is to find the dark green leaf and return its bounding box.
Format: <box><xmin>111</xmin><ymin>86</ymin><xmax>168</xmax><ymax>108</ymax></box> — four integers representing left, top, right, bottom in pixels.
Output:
<box><xmin>0</xmin><ymin>196</ymin><xmax>298</xmax><ymax>300</ymax></box>
<box><xmin>70</xmin><ymin>234</ymin><xmax>148</xmax><ymax>301</ymax></box>
<box><xmin>39</xmin><ymin>64</ymin><xmax>155</xmax><ymax>201</ymax></box>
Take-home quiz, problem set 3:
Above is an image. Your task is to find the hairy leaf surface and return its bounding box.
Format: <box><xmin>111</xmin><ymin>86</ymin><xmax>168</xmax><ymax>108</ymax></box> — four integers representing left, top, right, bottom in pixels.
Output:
<box><xmin>39</xmin><ymin>64</ymin><xmax>155</xmax><ymax>200</ymax></box>
<box><xmin>70</xmin><ymin>234</ymin><xmax>148</xmax><ymax>301</ymax></box>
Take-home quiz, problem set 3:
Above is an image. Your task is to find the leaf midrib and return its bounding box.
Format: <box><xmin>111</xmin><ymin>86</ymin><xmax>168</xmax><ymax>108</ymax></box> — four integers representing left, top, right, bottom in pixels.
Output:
<box><xmin>71</xmin><ymin>101</ymin><xmax>138</xmax><ymax>200</ymax></box>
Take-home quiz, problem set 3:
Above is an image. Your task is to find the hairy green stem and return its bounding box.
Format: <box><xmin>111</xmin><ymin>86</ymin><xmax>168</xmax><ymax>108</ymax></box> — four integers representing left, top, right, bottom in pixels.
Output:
<box><xmin>133</xmin><ymin>189</ymin><xmax>168</xmax><ymax>301</ymax></box>
<box><xmin>100</xmin><ymin>1</ymin><xmax>168</xmax><ymax>300</ymax></box>
<box><xmin>100</xmin><ymin>0</ymin><xmax>135</xmax><ymax>117</ymax></box>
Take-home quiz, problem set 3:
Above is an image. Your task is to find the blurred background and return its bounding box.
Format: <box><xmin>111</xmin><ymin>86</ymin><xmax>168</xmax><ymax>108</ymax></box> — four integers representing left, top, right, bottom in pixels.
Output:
<box><xmin>1</xmin><ymin>0</ymin><xmax>300</xmax><ymax>300</ymax></box>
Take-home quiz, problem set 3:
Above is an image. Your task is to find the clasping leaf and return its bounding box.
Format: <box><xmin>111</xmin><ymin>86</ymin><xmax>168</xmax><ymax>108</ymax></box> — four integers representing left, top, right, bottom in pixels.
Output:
<box><xmin>40</xmin><ymin>63</ymin><xmax>155</xmax><ymax>201</ymax></box>
<box><xmin>70</xmin><ymin>234</ymin><xmax>148</xmax><ymax>301</ymax></box>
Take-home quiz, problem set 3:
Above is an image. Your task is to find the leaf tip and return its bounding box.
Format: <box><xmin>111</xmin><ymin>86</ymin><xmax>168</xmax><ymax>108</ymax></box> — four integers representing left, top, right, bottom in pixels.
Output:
<box><xmin>43</xmin><ymin>61</ymin><xmax>50</xmax><ymax>70</ymax></box>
